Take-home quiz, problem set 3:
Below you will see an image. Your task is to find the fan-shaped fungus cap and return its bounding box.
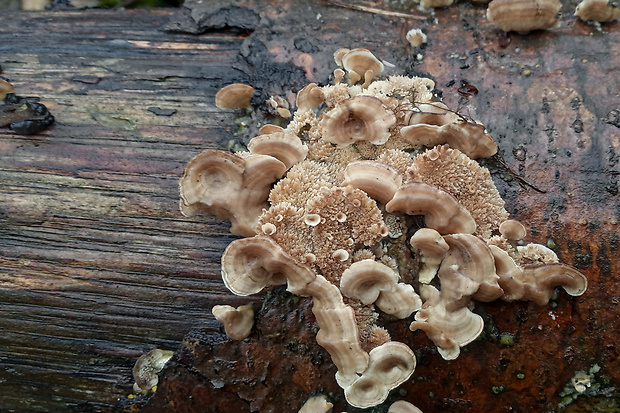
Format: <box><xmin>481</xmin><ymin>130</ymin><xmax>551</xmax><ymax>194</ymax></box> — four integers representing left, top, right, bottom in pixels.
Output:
<box><xmin>407</xmin><ymin>103</ymin><xmax>460</xmax><ymax>126</ymax></box>
<box><xmin>408</xmin><ymin>145</ymin><xmax>509</xmax><ymax>239</ymax></box>
<box><xmin>490</xmin><ymin>245</ymin><xmax>587</xmax><ymax>304</ymax></box>
<box><xmin>247</xmin><ymin>131</ymin><xmax>309</xmax><ymax>169</ymax></box>
<box><xmin>0</xmin><ymin>78</ymin><xmax>14</xmax><ymax>101</ymax></box>
<box><xmin>133</xmin><ymin>349</ymin><xmax>174</xmax><ymax>391</ymax></box>
<box><xmin>490</xmin><ymin>245</ymin><xmax>527</xmax><ymax>301</ymax></box>
<box><xmin>215</xmin><ymin>83</ymin><xmax>255</xmax><ymax>109</ymax></box>
<box><xmin>575</xmin><ymin>0</ymin><xmax>620</xmax><ymax>21</ymax></box>
<box><xmin>340</xmin><ymin>260</ymin><xmax>399</xmax><ymax>304</ymax></box>
<box><xmin>342</xmin><ymin>160</ymin><xmax>403</xmax><ymax>204</ymax></box>
<box><xmin>410</xmin><ymin>228</ymin><xmax>450</xmax><ymax>284</ymax></box>
<box><xmin>221</xmin><ymin>237</ymin><xmax>371</xmax><ymax>389</ymax></box>
<box><xmin>259</xmin><ymin>124</ymin><xmax>285</xmax><ymax>135</ymax></box>
<box><xmin>440</xmin><ymin>234</ymin><xmax>504</xmax><ymax>304</ymax></box>
<box><xmin>212</xmin><ymin>304</ymin><xmax>254</xmax><ymax>340</ymax></box>
<box><xmin>410</xmin><ymin>285</ymin><xmax>484</xmax><ymax>360</ymax></box>
<box><xmin>179</xmin><ymin>150</ymin><xmax>286</xmax><ymax>237</ymax></box>
<box><xmin>400</xmin><ymin>122</ymin><xmax>498</xmax><ymax>159</ymax></box>
<box><xmin>375</xmin><ymin>283</ymin><xmax>423</xmax><ymax>319</ymax></box>
<box><xmin>221</xmin><ymin>236</ymin><xmax>315</xmax><ymax>295</ymax></box>
<box><xmin>296</xmin><ymin>83</ymin><xmax>325</xmax><ymax>111</ymax></box>
<box><xmin>388</xmin><ymin>400</ymin><xmax>424</xmax><ymax>413</ymax></box>
<box><xmin>340</xmin><ymin>48</ymin><xmax>384</xmax><ymax>86</ymax></box>
<box><xmin>499</xmin><ymin>219</ymin><xmax>527</xmax><ymax>240</ymax></box>
<box><xmin>321</xmin><ymin>96</ymin><xmax>396</xmax><ymax>147</ymax></box>
<box><xmin>303</xmin><ymin>275</ymin><xmax>370</xmax><ymax>388</ymax></box>
<box><xmin>486</xmin><ymin>0</ymin><xmax>562</xmax><ymax>32</ymax></box>
<box><xmin>344</xmin><ymin>341</ymin><xmax>416</xmax><ymax>408</ymax></box>
<box><xmin>522</xmin><ymin>263</ymin><xmax>588</xmax><ymax>305</ymax></box>
<box><xmin>333</xmin><ymin>48</ymin><xmax>350</xmax><ymax>67</ymax></box>
<box><xmin>299</xmin><ymin>395</ymin><xmax>333</xmax><ymax>413</ymax></box>
<box><xmin>386</xmin><ymin>181</ymin><xmax>477</xmax><ymax>234</ymax></box>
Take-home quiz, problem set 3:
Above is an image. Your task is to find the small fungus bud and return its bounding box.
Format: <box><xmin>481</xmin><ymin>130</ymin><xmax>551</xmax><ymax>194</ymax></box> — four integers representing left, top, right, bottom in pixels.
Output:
<box><xmin>305</xmin><ymin>213</ymin><xmax>321</xmax><ymax>226</ymax></box>
<box><xmin>406</xmin><ymin>29</ymin><xmax>427</xmax><ymax>47</ymax></box>
<box><xmin>499</xmin><ymin>219</ymin><xmax>526</xmax><ymax>240</ymax></box>
<box><xmin>336</xmin><ymin>212</ymin><xmax>347</xmax><ymax>222</ymax></box>
<box><xmin>303</xmin><ymin>253</ymin><xmax>317</xmax><ymax>263</ymax></box>
<box><xmin>333</xmin><ymin>249</ymin><xmax>350</xmax><ymax>261</ymax></box>
<box><xmin>333</xmin><ymin>68</ymin><xmax>345</xmax><ymax>84</ymax></box>
<box><xmin>261</xmin><ymin>222</ymin><xmax>277</xmax><ymax>235</ymax></box>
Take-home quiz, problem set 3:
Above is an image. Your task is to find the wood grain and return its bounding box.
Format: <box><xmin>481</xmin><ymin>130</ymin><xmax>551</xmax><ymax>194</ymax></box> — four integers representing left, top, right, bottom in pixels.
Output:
<box><xmin>0</xmin><ymin>2</ymin><xmax>619</xmax><ymax>412</ymax></box>
<box><xmin>0</xmin><ymin>9</ymin><xmax>257</xmax><ymax>412</ymax></box>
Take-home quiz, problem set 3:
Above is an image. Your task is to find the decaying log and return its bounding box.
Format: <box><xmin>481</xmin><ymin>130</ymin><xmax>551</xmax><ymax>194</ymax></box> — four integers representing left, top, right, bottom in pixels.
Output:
<box><xmin>0</xmin><ymin>1</ymin><xmax>618</xmax><ymax>412</ymax></box>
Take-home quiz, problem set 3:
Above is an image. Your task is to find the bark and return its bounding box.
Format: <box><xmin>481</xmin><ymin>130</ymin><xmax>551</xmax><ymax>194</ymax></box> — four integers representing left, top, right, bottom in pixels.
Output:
<box><xmin>0</xmin><ymin>2</ymin><xmax>618</xmax><ymax>412</ymax></box>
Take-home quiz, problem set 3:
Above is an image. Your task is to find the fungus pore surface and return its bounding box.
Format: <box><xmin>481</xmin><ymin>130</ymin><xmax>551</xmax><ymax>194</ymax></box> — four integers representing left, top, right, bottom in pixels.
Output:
<box><xmin>180</xmin><ymin>47</ymin><xmax>588</xmax><ymax>410</ymax></box>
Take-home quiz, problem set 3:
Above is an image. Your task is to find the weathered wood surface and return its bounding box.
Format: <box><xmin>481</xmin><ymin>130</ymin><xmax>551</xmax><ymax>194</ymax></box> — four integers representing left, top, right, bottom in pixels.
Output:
<box><xmin>0</xmin><ymin>9</ymin><xmax>255</xmax><ymax>412</ymax></box>
<box><xmin>0</xmin><ymin>1</ymin><xmax>618</xmax><ymax>412</ymax></box>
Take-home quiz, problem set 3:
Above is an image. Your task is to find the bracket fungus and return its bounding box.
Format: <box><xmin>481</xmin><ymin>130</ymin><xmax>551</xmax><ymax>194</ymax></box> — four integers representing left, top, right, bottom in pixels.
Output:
<box><xmin>299</xmin><ymin>395</ymin><xmax>333</xmax><ymax>413</ymax></box>
<box><xmin>344</xmin><ymin>341</ymin><xmax>416</xmax><ymax>409</ymax></box>
<box><xmin>487</xmin><ymin>0</ymin><xmax>562</xmax><ymax>32</ymax></box>
<box><xmin>182</xmin><ymin>46</ymin><xmax>588</xmax><ymax>409</ymax></box>
<box><xmin>400</xmin><ymin>122</ymin><xmax>498</xmax><ymax>159</ymax></box>
<box><xmin>179</xmin><ymin>150</ymin><xmax>286</xmax><ymax>237</ymax></box>
<box><xmin>335</xmin><ymin>48</ymin><xmax>384</xmax><ymax>86</ymax></box>
<box><xmin>320</xmin><ymin>95</ymin><xmax>396</xmax><ymax>147</ymax></box>
<box><xmin>342</xmin><ymin>160</ymin><xmax>403</xmax><ymax>204</ymax></box>
<box><xmin>575</xmin><ymin>0</ymin><xmax>620</xmax><ymax>22</ymax></box>
<box><xmin>133</xmin><ymin>349</ymin><xmax>174</xmax><ymax>393</ymax></box>
<box><xmin>211</xmin><ymin>304</ymin><xmax>254</xmax><ymax>340</ymax></box>
<box><xmin>499</xmin><ymin>219</ymin><xmax>527</xmax><ymax>241</ymax></box>
<box><xmin>386</xmin><ymin>181</ymin><xmax>477</xmax><ymax>234</ymax></box>
<box><xmin>296</xmin><ymin>82</ymin><xmax>325</xmax><ymax>112</ymax></box>
<box><xmin>340</xmin><ymin>260</ymin><xmax>399</xmax><ymax>305</ymax></box>
<box><xmin>409</xmin><ymin>228</ymin><xmax>450</xmax><ymax>284</ymax></box>
<box><xmin>247</xmin><ymin>131</ymin><xmax>309</xmax><ymax>169</ymax></box>
<box><xmin>388</xmin><ymin>400</ymin><xmax>424</xmax><ymax>413</ymax></box>
<box><xmin>215</xmin><ymin>83</ymin><xmax>255</xmax><ymax>109</ymax></box>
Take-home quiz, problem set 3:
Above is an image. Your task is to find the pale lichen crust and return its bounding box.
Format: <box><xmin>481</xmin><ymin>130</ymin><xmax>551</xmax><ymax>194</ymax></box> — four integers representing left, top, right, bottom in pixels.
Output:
<box><xmin>181</xmin><ymin>48</ymin><xmax>588</xmax><ymax>409</ymax></box>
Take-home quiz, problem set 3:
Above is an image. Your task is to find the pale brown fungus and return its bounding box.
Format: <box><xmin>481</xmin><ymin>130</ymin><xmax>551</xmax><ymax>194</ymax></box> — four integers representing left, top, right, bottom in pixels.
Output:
<box><xmin>215</xmin><ymin>83</ymin><xmax>255</xmax><ymax>109</ymax></box>
<box><xmin>400</xmin><ymin>122</ymin><xmax>498</xmax><ymax>159</ymax></box>
<box><xmin>499</xmin><ymin>219</ymin><xmax>527</xmax><ymax>240</ymax></box>
<box><xmin>341</xmin><ymin>48</ymin><xmax>384</xmax><ymax>86</ymax></box>
<box><xmin>342</xmin><ymin>160</ymin><xmax>403</xmax><ymax>204</ymax></box>
<box><xmin>212</xmin><ymin>304</ymin><xmax>255</xmax><ymax>340</ymax></box>
<box><xmin>575</xmin><ymin>0</ymin><xmax>620</xmax><ymax>22</ymax></box>
<box><xmin>410</xmin><ymin>228</ymin><xmax>450</xmax><ymax>284</ymax></box>
<box><xmin>296</xmin><ymin>83</ymin><xmax>326</xmax><ymax>112</ymax></box>
<box><xmin>344</xmin><ymin>341</ymin><xmax>416</xmax><ymax>408</ymax></box>
<box><xmin>388</xmin><ymin>400</ymin><xmax>424</xmax><ymax>413</ymax></box>
<box><xmin>386</xmin><ymin>181</ymin><xmax>477</xmax><ymax>234</ymax></box>
<box><xmin>179</xmin><ymin>150</ymin><xmax>286</xmax><ymax>237</ymax></box>
<box><xmin>247</xmin><ymin>131</ymin><xmax>309</xmax><ymax>170</ymax></box>
<box><xmin>133</xmin><ymin>349</ymin><xmax>174</xmax><ymax>392</ymax></box>
<box><xmin>321</xmin><ymin>96</ymin><xmax>396</xmax><ymax>147</ymax></box>
<box><xmin>0</xmin><ymin>78</ymin><xmax>14</xmax><ymax>101</ymax></box>
<box><xmin>340</xmin><ymin>260</ymin><xmax>399</xmax><ymax>305</ymax></box>
<box><xmin>487</xmin><ymin>0</ymin><xmax>562</xmax><ymax>32</ymax></box>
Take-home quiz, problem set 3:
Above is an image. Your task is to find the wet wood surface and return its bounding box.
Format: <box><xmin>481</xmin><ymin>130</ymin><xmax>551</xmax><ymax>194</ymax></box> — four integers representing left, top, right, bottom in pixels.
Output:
<box><xmin>0</xmin><ymin>1</ymin><xmax>619</xmax><ymax>412</ymax></box>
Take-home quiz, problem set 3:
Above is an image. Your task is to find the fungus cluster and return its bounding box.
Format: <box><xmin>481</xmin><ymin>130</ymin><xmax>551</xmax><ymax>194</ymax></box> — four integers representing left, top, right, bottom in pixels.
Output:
<box><xmin>180</xmin><ymin>48</ymin><xmax>587</xmax><ymax>409</ymax></box>
<box><xmin>409</xmin><ymin>0</ymin><xmax>619</xmax><ymax>29</ymax></box>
